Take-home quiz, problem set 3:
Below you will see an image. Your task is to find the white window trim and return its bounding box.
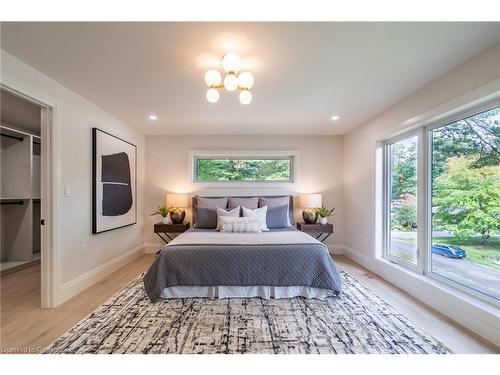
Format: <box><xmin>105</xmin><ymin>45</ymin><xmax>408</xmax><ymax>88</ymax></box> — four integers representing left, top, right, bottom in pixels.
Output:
<box><xmin>379</xmin><ymin>87</ymin><xmax>500</xmax><ymax>308</ymax></box>
<box><xmin>382</xmin><ymin>130</ymin><xmax>422</xmax><ymax>274</ymax></box>
<box><xmin>188</xmin><ymin>150</ymin><xmax>299</xmax><ymax>187</ymax></box>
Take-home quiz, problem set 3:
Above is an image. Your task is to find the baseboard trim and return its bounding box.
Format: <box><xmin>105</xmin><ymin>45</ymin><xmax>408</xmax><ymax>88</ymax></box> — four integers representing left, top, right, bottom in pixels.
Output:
<box><xmin>341</xmin><ymin>245</ymin><xmax>500</xmax><ymax>348</ymax></box>
<box><xmin>59</xmin><ymin>244</ymin><xmax>145</xmax><ymax>304</ymax></box>
<box><xmin>326</xmin><ymin>244</ymin><xmax>344</xmax><ymax>255</ymax></box>
<box><xmin>144</xmin><ymin>242</ymin><xmax>163</xmax><ymax>254</ymax></box>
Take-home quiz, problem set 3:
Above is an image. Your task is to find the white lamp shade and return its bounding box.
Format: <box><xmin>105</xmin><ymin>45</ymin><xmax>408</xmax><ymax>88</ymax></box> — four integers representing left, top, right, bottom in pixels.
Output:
<box><xmin>299</xmin><ymin>194</ymin><xmax>322</xmax><ymax>208</ymax></box>
<box><xmin>238</xmin><ymin>72</ymin><xmax>254</xmax><ymax>89</ymax></box>
<box><xmin>166</xmin><ymin>193</ymin><xmax>189</xmax><ymax>208</ymax></box>
<box><xmin>206</xmin><ymin>88</ymin><xmax>220</xmax><ymax>103</ymax></box>
<box><xmin>204</xmin><ymin>69</ymin><xmax>222</xmax><ymax>87</ymax></box>
<box><xmin>221</xmin><ymin>52</ymin><xmax>241</xmax><ymax>73</ymax></box>
<box><xmin>239</xmin><ymin>89</ymin><xmax>252</xmax><ymax>104</ymax></box>
<box><xmin>223</xmin><ymin>73</ymin><xmax>239</xmax><ymax>91</ymax></box>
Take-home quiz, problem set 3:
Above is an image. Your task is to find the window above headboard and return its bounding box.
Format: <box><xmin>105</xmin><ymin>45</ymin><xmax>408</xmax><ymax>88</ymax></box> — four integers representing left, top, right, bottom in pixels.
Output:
<box><xmin>188</xmin><ymin>150</ymin><xmax>298</xmax><ymax>186</ymax></box>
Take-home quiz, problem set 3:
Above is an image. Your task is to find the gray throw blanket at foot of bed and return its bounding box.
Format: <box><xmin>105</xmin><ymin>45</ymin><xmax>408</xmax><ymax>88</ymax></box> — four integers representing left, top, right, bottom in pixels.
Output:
<box><xmin>143</xmin><ymin>231</ymin><xmax>342</xmax><ymax>302</ymax></box>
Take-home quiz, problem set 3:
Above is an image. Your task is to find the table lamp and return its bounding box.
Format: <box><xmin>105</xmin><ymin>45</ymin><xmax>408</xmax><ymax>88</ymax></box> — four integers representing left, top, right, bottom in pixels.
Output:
<box><xmin>166</xmin><ymin>193</ymin><xmax>188</xmax><ymax>224</ymax></box>
<box><xmin>299</xmin><ymin>193</ymin><xmax>322</xmax><ymax>224</ymax></box>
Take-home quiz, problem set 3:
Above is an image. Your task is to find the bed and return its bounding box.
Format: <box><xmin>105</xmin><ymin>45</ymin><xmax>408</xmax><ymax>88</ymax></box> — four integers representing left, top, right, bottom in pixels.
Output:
<box><xmin>143</xmin><ymin>195</ymin><xmax>342</xmax><ymax>302</ymax></box>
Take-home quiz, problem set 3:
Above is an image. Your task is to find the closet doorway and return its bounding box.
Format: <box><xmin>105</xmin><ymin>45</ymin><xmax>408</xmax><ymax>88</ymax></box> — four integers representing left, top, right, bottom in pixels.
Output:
<box><xmin>0</xmin><ymin>85</ymin><xmax>55</xmax><ymax>308</ymax></box>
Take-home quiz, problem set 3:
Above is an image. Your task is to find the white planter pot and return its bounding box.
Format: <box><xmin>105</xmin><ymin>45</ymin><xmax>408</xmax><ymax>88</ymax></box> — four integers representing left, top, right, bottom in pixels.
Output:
<box><xmin>319</xmin><ymin>217</ymin><xmax>328</xmax><ymax>225</ymax></box>
<box><xmin>162</xmin><ymin>216</ymin><xmax>172</xmax><ymax>224</ymax></box>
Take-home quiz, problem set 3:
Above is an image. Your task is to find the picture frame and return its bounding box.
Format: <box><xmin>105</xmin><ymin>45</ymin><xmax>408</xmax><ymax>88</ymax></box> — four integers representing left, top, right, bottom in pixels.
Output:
<box><xmin>92</xmin><ymin>128</ymin><xmax>137</xmax><ymax>234</ymax></box>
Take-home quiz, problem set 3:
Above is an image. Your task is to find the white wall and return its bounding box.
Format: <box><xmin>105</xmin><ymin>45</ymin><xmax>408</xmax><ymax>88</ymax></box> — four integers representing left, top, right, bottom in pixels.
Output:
<box><xmin>1</xmin><ymin>51</ymin><xmax>146</xmax><ymax>304</ymax></box>
<box><xmin>144</xmin><ymin>135</ymin><xmax>343</xmax><ymax>250</ymax></box>
<box><xmin>342</xmin><ymin>43</ymin><xmax>500</xmax><ymax>345</ymax></box>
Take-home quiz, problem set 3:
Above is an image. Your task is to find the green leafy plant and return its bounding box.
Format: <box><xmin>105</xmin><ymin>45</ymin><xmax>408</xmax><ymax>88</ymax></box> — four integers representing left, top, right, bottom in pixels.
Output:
<box><xmin>315</xmin><ymin>205</ymin><xmax>336</xmax><ymax>218</ymax></box>
<box><xmin>150</xmin><ymin>205</ymin><xmax>170</xmax><ymax>218</ymax></box>
<box><xmin>434</xmin><ymin>155</ymin><xmax>500</xmax><ymax>243</ymax></box>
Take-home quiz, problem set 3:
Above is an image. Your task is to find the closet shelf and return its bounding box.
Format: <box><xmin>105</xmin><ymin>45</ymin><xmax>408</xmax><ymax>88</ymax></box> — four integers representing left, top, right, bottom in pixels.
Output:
<box><xmin>0</xmin><ymin>200</ymin><xmax>24</xmax><ymax>206</ymax></box>
<box><xmin>0</xmin><ymin>197</ymin><xmax>32</xmax><ymax>201</ymax></box>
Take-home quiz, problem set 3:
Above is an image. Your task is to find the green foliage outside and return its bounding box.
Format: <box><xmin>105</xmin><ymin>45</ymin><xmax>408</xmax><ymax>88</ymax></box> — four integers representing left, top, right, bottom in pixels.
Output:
<box><xmin>196</xmin><ymin>158</ymin><xmax>291</xmax><ymax>181</ymax></box>
<box><xmin>433</xmin><ymin>155</ymin><xmax>500</xmax><ymax>242</ymax></box>
<box><xmin>391</xmin><ymin>140</ymin><xmax>417</xmax><ymax>199</ymax></box>
<box><xmin>392</xmin><ymin>201</ymin><xmax>417</xmax><ymax>231</ymax></box>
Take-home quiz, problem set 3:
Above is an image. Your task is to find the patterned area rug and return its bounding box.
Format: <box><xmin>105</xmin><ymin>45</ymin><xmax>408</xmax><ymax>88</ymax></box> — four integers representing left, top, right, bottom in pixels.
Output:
<box><xmin>43</xmin><ymin>272</ymin><xmax>450</xmax><ymax>354</ymax></box>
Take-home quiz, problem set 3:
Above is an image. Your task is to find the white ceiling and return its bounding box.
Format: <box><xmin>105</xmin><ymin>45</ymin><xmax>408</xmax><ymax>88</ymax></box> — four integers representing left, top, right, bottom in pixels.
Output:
<box><xmin>1</xmin><ymin>89</ymin><xmax>41</xmax><ymax>135</ymax></box>
<box><xmin>1</xmin><ymin>22</ymin><xmax>499</xmax><ymax>135</ymax></box>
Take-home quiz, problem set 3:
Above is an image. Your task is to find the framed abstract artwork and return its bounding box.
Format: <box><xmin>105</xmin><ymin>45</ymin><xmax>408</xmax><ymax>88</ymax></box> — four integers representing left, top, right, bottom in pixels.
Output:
<box><xmin>92</xmin><ymin>128</ymin><xmax>137</xmax><ymax>234</ymax></box>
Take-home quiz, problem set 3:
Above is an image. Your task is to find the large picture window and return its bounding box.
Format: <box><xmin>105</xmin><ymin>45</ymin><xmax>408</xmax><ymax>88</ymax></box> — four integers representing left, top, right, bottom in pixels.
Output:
<box><xmin>430</xmin><ymin>106</ymin><xmax>499</xmax><ymax>300</ymax></box>
<box><xmin>192</xmin><ymin>153</ymin><xmax>295</xmax><ymax>183</ymax></box>
<box><xmin>383</xmin><ymin>102</ymin><xmax>500</xmax><ymax>303</ymax></box>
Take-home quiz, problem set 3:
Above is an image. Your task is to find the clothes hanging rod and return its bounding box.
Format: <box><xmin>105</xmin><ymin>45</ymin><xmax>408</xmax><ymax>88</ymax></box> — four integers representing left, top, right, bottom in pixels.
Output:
<box><xmin>1</xmin><ymin>133</ymin><xmax>24</xmax><ymax>142</ymax></box>
<box><xmin>0</xmin><ymin>200</ymin><xmax>24</xmax><ymax>206</ymax></box>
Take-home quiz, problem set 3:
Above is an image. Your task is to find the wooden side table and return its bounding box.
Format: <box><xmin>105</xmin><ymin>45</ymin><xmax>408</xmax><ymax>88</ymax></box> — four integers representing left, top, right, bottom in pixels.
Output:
<box><xmin>296</xmin><ymin>222</ymin><xmax>333</xmax><ymax>243</ymax></box>
<box><xmin>154</xmin><ymin>222</ymin><xmax>190</xmax><ymax>244</ymax></box>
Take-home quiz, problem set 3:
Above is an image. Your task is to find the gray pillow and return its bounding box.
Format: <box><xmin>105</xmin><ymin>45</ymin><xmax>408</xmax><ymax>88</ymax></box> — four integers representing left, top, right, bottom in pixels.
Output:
<box><xmin>259</xmin><ymin>196</ymin><xmax>292</xmax><ymax>225</ymax></box>
<box><xmin>197</xmin><ymin>196</ymin><xmax>228</xmax><ymax>209</ymax></box>
<box><xmin>266</xmin><ymin>204</ymin><xmax>290</xmax><ymax>229</ymax></box>
<box><xmin>195</xmin><ymin>207</ymin><xmax>218</xmax><ymax>229</ymax></box>
<box><xmin>228</xmin><ymin>196</ymin><xmax>258</xmax><ymax>210</ymax></box>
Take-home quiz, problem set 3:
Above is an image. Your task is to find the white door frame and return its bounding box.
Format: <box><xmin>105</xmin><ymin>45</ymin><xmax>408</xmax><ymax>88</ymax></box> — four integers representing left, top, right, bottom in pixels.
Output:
<box><xmin>1</xmin><ymin>78</ymin><xmax>60</xmax><ymax>308</ymax></box>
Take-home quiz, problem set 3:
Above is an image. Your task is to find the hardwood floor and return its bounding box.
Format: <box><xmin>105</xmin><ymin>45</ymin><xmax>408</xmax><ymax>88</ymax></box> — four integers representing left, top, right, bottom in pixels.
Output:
<box><xmin>0</xmin><ymin>253</ymin><xmax>497</xmax><ymax>353</ymax></box>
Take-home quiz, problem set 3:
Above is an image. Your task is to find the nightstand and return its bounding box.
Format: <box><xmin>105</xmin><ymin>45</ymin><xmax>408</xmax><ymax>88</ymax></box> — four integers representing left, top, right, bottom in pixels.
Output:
<box><xmin>296</xmin><ymin>222</ymin><xmax>333</xmax><ymax>243</ymax></box>
<box><xmin>154</xmin><ymin>222</ymin><xmax>190</xmax><ymax>244</ymax></box>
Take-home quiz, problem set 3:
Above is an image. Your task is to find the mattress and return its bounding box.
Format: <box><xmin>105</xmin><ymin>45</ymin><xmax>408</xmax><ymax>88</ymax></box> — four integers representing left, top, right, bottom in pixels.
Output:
<box><xmin>143</xmin><ymin>227</ymin><xmax>342</xmax><ymax>301</ymax></box>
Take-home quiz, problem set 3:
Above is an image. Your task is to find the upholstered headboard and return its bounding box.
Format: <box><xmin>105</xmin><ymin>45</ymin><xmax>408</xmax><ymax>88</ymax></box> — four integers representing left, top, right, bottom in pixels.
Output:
<box><xmin>192</xmin><ymin>195</ymin><xmax>294</xmax><ymax>226</ymax></box>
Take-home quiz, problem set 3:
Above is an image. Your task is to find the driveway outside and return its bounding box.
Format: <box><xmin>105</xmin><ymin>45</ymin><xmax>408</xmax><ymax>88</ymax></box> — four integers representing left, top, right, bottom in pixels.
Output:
<box><xmin>390</xmin><ymin>236</ymin><xmax>500</xmax><ymax>300</ymax></box>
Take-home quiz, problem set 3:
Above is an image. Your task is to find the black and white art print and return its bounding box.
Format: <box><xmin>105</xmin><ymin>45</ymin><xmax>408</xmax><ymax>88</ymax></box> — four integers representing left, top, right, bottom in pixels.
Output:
<box><xmin>92</xmin><ymin>128</ymin><xmax>137</xmax><ymax>234</ymax></box>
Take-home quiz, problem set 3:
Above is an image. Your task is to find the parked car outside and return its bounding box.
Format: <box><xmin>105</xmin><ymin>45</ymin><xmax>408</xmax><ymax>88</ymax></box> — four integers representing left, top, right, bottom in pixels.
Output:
<box><xmin>431</xmin><ymin>244</ymin><xmax>467</xmax><ymax>259</ymax></box>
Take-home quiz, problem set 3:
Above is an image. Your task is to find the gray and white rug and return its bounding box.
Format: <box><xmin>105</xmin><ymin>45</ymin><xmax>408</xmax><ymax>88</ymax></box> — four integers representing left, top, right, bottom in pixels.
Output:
<box><xmin>43</xmin><ymin>272</ymin><xmax>450</xmax><ymax>354</ymax></box>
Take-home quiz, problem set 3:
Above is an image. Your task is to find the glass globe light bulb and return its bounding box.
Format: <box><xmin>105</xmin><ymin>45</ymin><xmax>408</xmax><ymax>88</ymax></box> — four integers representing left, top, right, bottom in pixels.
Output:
<box><xmin>206</xmin><ymin>88</ymin><xmax>220</xmax><ymax>103</ymax></box>
<box><xmin>223</xmin><ymin>73</ymin><xmax>239</xmax><ymax>91</ymax></box>
<box><xmin>239</xmin><ymin>89</ymin><xmax>252</xmax><ymax>104</ymax></box>
<box><xmin>204</xmin><ymin>69</ymin><xmax>222</xmax><ymax>87</ymax></box>
<box><xmin>222</xmin><ymin>52</ymin><xmax>241</xmax><ymax>74</ymax></box>
<box><xmin>238</xmin><ymin>72</ymin><xmax>254</xmax><ymax>89</ymax></box>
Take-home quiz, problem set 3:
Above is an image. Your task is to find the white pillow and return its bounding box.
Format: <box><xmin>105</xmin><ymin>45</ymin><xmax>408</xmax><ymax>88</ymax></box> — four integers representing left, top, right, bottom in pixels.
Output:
<box><xmin>242</xmin><ymin>206</ymin><xmax>269</xmax><ymax>231</ymax></box>
<box><xmin>216</xmin><ymin>206</ymin><xmax>240</xmax><ymax>230</ymax></box>
<box><xmin>220</xmin><ymin>217</ymin><xmax>262</xmax><ymax>233</ymax></box>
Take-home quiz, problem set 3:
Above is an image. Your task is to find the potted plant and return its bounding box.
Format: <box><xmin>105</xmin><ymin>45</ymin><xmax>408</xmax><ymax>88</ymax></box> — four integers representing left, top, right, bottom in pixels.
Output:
<box><xmin>151</xmin><ymin>205</ymin><xmax>171</xmax><ymax>224</ymax></box>
<box><xmin>315</xmin><ymin>205</ymin><xmax>336</xmax><ymax>225</ymax></box>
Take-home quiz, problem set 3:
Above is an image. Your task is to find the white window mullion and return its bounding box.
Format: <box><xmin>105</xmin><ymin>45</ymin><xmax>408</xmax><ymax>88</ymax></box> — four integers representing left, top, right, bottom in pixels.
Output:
<box><xmin>416</xmin><ymin>127</ymin><xmax>428</xmax><ymax>275</ymax></box>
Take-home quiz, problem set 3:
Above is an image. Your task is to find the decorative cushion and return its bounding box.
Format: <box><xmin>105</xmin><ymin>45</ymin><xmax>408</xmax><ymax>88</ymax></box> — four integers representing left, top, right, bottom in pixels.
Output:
<box><xmin>197</xmin><ymin>196</ymin><xmax>228</xmax><ymax>209</ymax></box>
<box><xmin>266</xmin><ymin>204</ymin><xmax>290</xmax><ymax>229</ymax></box>
<box><xmin>242</xmin><ymin>206</ymin><xmax>269</xmax><ymax>231</ymax></box>
<box><xmin>228</xmin><ymin>196</ymin><xmax>259</xmax><ymax>210</ymax></box>
<box><xmin>259</xmin><ymin>196</ymin><xmax>292</xmax><ymax>225</ymax></box>
<box><xmin>216</xmin><ymin>206</ymin><xmax>240</xmax><ymax>230</ymax></box>
<box><xmin>219</xmin><ymin>216</ymin><xmax>261</xmax><ymax>233</ymax></box>
<box><xmin>195</xmin><ymin>207</ymin><xmax>217</xmax><ymax>229</ymax></box>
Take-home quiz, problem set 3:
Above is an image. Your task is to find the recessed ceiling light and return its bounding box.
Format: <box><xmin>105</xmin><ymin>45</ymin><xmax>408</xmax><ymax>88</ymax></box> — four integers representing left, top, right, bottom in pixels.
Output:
<box><xmin>330</xmin><ymin>115</ymin><xmax>340</xmax><ymax>121</ymax></box>
<box><xmin>149</xmin><ymin>115</ymin><xmax>158</xmax><ymax>121</ymax></box>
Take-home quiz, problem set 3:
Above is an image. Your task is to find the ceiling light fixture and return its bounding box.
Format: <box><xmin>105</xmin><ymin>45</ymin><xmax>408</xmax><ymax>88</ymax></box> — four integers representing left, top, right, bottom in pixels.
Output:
<box><xmin>149</xmin><ymin>114</ymin><xmax>158</xmax><ymax>120</ymax></box>
<box><xmin>330</xmin><ymin>115</ymin><xmax>339</xmax><ymax>121</ymax></box>
<box><xmin>204</xmin><ymin>53</ymin><xmax>254</xmax><ymax>104</ymax></box>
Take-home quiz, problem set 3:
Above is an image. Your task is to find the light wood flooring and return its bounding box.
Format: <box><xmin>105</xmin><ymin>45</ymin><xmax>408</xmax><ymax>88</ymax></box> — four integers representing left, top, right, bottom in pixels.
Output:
<box><xmin>0</xmin><ymin>254</ymin><xmax>498</xmax><ymax>353</ymax></box>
